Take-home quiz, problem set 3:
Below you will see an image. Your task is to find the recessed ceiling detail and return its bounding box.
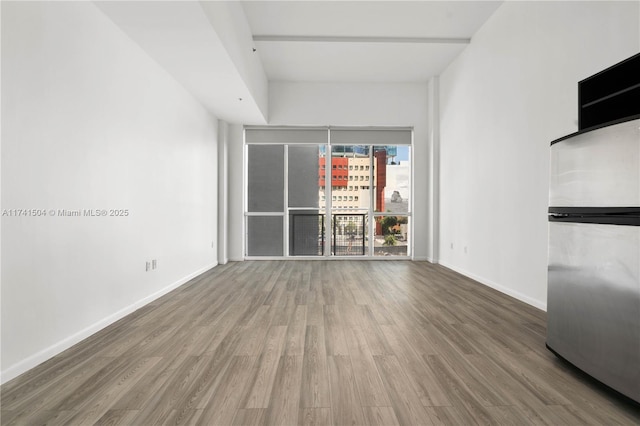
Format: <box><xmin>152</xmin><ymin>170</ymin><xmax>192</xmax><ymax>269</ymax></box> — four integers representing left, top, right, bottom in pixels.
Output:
<box><xmin>94</xmin><ymin>1</ymin><xmax>504</xmax><ymax>122</ymax></box>
<box><xmin>242</xmin><ymin>1</ymin><xmax>503</xmax><ymax>82</ymax></box>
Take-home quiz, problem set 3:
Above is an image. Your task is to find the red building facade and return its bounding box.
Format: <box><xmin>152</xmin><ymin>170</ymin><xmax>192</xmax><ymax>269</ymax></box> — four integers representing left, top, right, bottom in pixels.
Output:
<box><xmin>318</xmin><ymin>157</ymin><xmax>348</xmax><ymax>187</ymax></box>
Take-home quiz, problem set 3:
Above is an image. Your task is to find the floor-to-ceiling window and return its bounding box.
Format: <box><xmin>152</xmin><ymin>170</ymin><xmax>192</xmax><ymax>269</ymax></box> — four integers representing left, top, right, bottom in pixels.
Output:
<box><xmin>245</xmin><ymin>127</ymin><xmax>412</xmax><ymax>259</ymax></box>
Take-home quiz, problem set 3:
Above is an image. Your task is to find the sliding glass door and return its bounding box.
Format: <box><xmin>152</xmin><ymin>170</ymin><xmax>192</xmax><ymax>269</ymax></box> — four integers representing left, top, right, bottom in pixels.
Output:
<box><xmin>245</xmin><ymin>128</ymin><xmax>411</xmax><ymax>258</ymax></box>
<box><xmin>329</xmin><ymin>145</ymin><xmax>369</xmax><ymax>256</ymax></box>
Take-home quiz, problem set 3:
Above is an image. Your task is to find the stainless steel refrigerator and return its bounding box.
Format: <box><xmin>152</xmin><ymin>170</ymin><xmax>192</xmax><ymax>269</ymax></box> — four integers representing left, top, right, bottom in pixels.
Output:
<box><xmin>547</xmin><ymin>118</ymin><xmax>640</xmax><ymax>403</ymax></box>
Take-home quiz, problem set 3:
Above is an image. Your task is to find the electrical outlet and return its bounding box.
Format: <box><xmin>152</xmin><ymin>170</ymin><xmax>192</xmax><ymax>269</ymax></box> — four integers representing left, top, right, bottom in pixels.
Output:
<box><xmin>464</xmin><ymin>246</ymin><xmax>468</xmax><ymax>254</ymax></box>
<box><xmin>145</xmin><ymin>261</ymin><xmax>151</xmax><ymax>272</ymax></box>
<box><xmin>152</xmin><ymin>259</ymin><xmax>157</xmax><ymax>270</ymax></box>
<box><xmin>450</xmin><ymin>243</ymin><xmax>454</xmax><ymax>250</ymax></box>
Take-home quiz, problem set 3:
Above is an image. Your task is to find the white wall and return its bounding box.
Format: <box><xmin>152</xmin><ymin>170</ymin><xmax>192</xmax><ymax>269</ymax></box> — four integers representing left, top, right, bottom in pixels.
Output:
<box><xmin>438</xmin><ymin>1</ymin><xmax>639</xmax><ymax>309</ymax></box>
<box><xmin>218</xmin><ymin>120</ymin><xmax>230</xmax><ymax>265</ymax></box>
<box><xmin>228</xmin><ymin>124</ymin><xmax>246</xmax><ymax>261</ymax></box>
<box><xmin>1</xmin><ymin>2</ymin><xmax>219</xmax><ymax>382</ymax></box>
<box><xmin>250</xmin><ymin>82</ymin><xmax>431</xmax><ymax>260</ymax></box>
<box><xmin>427</xmin><ymin>77</ymin><xmax>440</xmax><ymax>263</ymax></box>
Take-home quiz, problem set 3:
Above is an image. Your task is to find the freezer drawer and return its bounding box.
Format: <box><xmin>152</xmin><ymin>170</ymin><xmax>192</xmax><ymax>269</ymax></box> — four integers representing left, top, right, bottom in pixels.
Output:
<box><xmin>549</xmin><ymin>118</ymin><xmax>640</xmax><ymax>208</ymax></box>
<box><xmin>547</xmin><ymin>221</ymin><xmax>640</xmax><ymax>403</ymax></box>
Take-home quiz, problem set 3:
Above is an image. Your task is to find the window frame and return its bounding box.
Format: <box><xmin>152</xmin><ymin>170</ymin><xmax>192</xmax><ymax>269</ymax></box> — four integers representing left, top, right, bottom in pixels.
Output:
<box><xmin>244</xmin><ymin>126</ymin><xmax>413</xmax><ymax>259</ymax></box>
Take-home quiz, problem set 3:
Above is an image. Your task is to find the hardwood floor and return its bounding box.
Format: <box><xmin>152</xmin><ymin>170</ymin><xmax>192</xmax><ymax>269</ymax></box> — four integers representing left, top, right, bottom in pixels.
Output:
<box><xmin>2</xmin><ymin>261</ymin><xmax>639</xmax><ymax>425</ymax></box>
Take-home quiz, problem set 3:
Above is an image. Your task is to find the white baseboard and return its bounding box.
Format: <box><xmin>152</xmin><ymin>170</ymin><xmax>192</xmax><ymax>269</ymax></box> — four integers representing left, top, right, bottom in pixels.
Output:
<box><xmin>412</xmin><ymin>256</ymin><xmax>431</xmax><ymax>262</ymax></box>
<box><xmin>437</xmin><ymin>260</ymin><xmax>547</xmax><ymax>312</ymax></box>
<box><xmin>0</xmin><ymin>262</ymin><xmax>218</xmax><ymax>385</ymax></box>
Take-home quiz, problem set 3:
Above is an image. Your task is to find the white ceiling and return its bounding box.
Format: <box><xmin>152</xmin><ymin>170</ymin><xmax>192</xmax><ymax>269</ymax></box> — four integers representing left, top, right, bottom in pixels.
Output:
<box><xmin>97</xmin><ymin>1</ymin><xmax>268</xmax><ymax>124</ymax></box>
<box><xmin>241</xmin><ymin>1</ymin><xmax>503</xmax><ymax>82</ymax></box>
<box><xmin>97</xmin><ymin>1</ymin><xmax>503</xmax><ymax>124</ymax></box>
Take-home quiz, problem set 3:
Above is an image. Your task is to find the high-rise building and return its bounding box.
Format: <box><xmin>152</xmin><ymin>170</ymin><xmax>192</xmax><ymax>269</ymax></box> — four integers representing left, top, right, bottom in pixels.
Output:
<box><xmin>318</xmin><ymin>148</ymin><xmax>389</xmax><ymax>211</ymax></box>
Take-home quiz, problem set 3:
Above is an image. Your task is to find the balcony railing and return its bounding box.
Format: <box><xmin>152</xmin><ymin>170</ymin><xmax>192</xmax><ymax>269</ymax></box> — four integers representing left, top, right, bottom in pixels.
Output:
<box><xmin>289</xmin><ymin>213</ymin><xmax>366</xmax><ymax>256</ymax></box>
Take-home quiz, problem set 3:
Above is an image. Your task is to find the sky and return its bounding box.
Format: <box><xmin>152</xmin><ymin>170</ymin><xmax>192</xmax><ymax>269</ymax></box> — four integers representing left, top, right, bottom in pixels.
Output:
<box><xmin>396</xmin><ymin>146</ymin><xmax>409</xmax><ymax>162</ymax></box>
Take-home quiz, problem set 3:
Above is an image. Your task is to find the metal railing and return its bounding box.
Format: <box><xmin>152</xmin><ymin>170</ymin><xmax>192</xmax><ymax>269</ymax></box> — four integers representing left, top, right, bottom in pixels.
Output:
<box><xmin>332</xmin><ymin>214</ymin><xmax>365</xmax><ymax>256</ymax></box>
<box><xmin>289</xmin><ymin>213</ymin><xmax>366</xmax><ymax>256</ymax></box>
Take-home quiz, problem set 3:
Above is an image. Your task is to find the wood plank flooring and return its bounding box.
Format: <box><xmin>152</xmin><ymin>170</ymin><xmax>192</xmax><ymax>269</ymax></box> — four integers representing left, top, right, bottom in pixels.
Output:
<box><xmin>2</xmin><ymin>261</ymin><xmax>639</xmax><ymax>425</ymax></box>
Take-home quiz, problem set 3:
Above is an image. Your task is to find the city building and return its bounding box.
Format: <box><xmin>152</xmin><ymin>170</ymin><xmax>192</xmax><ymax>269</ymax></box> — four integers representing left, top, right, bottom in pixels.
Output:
<box><xmin>319</xmin><ymin>149</ymin><xmax>377</xmax><ymax>210</ymax></box>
